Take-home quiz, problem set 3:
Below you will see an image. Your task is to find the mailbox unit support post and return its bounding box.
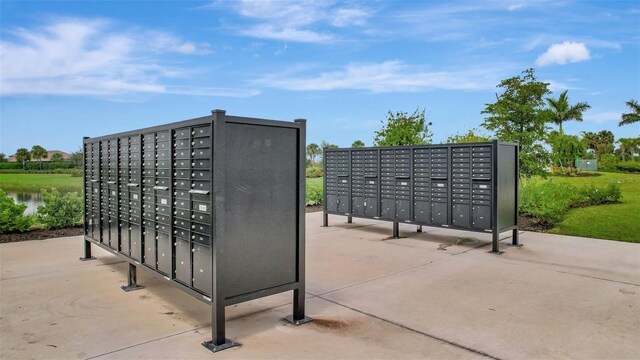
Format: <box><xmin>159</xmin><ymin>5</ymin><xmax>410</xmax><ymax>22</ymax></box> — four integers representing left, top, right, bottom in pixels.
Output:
<box><xmin>80</xmin><ymin>136</ymin><xmax>96</xmax><ymax>261</ymax></box>
<box><xmin>491</xmin><ymin>231</ymin><xmax>501</xmax><ymax>254</ymax></box>
<box><xmin>417</xmin><ymin>225</ymin><xmax>423</xmax><ymax>233</ymax></box>
<box><xmin>203</xmin><ymin>110</ymin><xmax>236</xmax><ymax>353</ymax></box>
<box><xmin>347</xmin><ymin>216</ymin><xmax>353</xmax><ymax>224</ymax></box>
<box><xmin>322</xmin><ymin>212</ymin><xmax>329</xmax><ymax>227</ymax></box>
<box><xmin>512</xmin><ymin>229</ymin><xmax>520</xmax><ymax>246</ymax></box>
<box><xmin>121</xmin><ymin>263</ymin><xmax>144</xmax><ymax>292</ymax></box>
<box><xmin>79</xmin><ymin>239</ymin><xmax>95</xmax><ymax>261</ymax></box>
<box><xmin>286</xmin><ymin>118</ymin><xmax>312</xmax><ymax>326</ymax></box>
<box><xmin>392</xmin><ymin>222</ymin><xmax>400</xmax><ymax>238</ymax></box>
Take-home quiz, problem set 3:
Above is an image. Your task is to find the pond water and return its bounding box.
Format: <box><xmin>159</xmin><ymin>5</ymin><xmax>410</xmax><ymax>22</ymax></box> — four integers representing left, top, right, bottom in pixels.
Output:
<box><xmin>7</xmin><ymin>192</ymin><xmax>44</xmax><ymax>215</ymax></box>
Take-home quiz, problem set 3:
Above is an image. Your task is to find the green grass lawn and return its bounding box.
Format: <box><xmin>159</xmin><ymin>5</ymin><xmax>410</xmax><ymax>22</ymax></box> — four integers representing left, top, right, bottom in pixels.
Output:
<box><xmin>2</xmin><ymin>172</ymin><xmax>636</xmax><ymax>242</ymax></box>
<box><xmin>547</xmin><ymin>172</ymin><xmax>640</xmax><ymax>243</ymax></box>
<box><xmin>0</xmin><ymin>173</ymin><xmax>83</xmax><ymax>193</ymax></box>
<box><xmin>0</xmin><ymin>173</ymin><xmax>326</xmax><ymax>205</ymax></box>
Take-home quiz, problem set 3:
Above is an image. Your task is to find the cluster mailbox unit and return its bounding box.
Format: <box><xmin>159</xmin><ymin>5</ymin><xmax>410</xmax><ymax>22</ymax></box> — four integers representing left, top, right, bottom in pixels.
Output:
<box><xmin>323</xmin><ymin>141</ymin><xmax>520</xmax><ymax>253</ymax></box>
<box><xmin>82</xmin><ymin>110</ymin><xmax>310</xmax><ymax>352</ymax></box>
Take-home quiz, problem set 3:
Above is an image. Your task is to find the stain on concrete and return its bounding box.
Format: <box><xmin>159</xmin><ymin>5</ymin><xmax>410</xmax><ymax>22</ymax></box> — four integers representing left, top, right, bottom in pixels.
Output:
<box><xmin>311</xmin><ymin>317</ymin><xmax>353</xmax><ymax>331</ymax></box>
<box><xmin>437</xmin><ymin>243</ymin><xmax>451</xmax><ymax>251</ymax></box>
<box><xmin>619</xmin><ymin>288</ymin><xmax>636</xmax><ymax>295</ymax></box>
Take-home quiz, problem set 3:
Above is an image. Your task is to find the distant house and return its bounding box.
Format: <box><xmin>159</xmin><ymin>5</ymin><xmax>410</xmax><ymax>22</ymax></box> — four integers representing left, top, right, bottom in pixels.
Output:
<box><xmin>7</xmin><ymin>150</ymin><xmax>71</xmax><ymax>162</ymax></box>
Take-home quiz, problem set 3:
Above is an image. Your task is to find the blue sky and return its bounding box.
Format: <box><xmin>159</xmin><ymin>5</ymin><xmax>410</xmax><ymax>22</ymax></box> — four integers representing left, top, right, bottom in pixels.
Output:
<box><xmin>1</xmin><ymin>0</ymin><xmax>639</xmax><ymax>155</ymax></box>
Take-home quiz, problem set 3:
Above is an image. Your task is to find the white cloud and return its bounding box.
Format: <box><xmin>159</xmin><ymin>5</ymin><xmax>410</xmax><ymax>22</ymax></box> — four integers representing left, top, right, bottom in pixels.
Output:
<box><xmin>220</xmin><ymin>0</ymin><xmax>374</xmax><ymax>43</ymax></box>
<box><xmin>584</xmin><ymin>111</ymin><xmax>621</xmax><ymax>124</ymax></box>
<box><xmin>254</xmin><ymin>60</ymin><xmax>510</xmax><ymax>93</ymax></box>
<box><xmin>507</xmin><ymin>3</ymin><xmax>526</xmax><ymax>11</ymax></box>
<box><xmin>535</xmin><ymin>41</ymin><xmax>591</xmax><ymax>66</ymax></box>
<box><xmin>332</xmin><ymin>8</ymin><xmax>372</xmax><ymax>27</ymax></box>
<box><xmin>0</xmin><ymin>18</ymin><xmax>255</xmax><ymax>97</ymax></box>
<box><xmin>240</xmin><ymin>24</ymin><xmax>333</xmax><ymax>43</ymax></box>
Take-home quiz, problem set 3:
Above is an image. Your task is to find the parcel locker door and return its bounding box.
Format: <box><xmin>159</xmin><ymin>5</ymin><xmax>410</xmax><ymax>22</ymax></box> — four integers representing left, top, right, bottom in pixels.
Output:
<box><xmin>101</xmin><ymin>219</ymin><xmax>110</xmax><ymax>247</ymax></box>
<box><xmin>431</xmin><ymin>202</ymin><xmax>448</xmax><ymax>225</ymax></box>
<box><xmin>193</xmin><ymin>244</ymin><xmax>212</xmax><ymax>295</ymax></box>
<box><xmin>397</xmin><ymin>200</ymin><xmax>410</xmax><ymax>221</ymax></box>
<box><xmin>472</xmin><ymin>206</ymin><xmax>491</xmax><ymax>230</ymax></box>
<box><xmin>337</xmin><ymin>196</ymin><xmax>349</xmax><ymax>213</ymax></box>
<box><xmin>175</xmin><ymin>239</ymin><xmax>191</xmax><ymax>285</ymax></box>
<box><xmin>352</xmin><ymin>197</ymin><xmax>365</xmax><ymax>216</ymax></box>
<box><xmin>157</xmin><ymin>231</ymin><xmax>172</xmax><ymax>275</ymax></box>
<box><xmin>452</xmin><ymin>204</ymin><xmax>470</xmax><ymax>228</ymax></box>
<box><xmin>414</xmin><ymin>201</ymin><xmax>430</xmax><ymax>224</ymax></box>
<box><xmin>381</xmin><ymin>198</ymin><xmax>395</xmax><ymax>219</ymax></box>
<box><xmin>130</xmin><ymin>223</ymin><xmax>141</xmax><ymax>261</ymax></box>
<box><xmin>364</xmin><ymin>197</ymin><xmax>378</xmax><ymax>217</ymax></box>
<box><xmin>120</xmin><ymin>222</ymin><xmax>130</xmax><ymax>255</ymax></box>
<box><xmin>327</xmin><ymin>194</ymin><xmax>338</xmax><ymax>212</ymax></box>
<box><xmin>143</xmin><ymin>227</ymin><xmax>156</xmax><ymax>268</ymax></box>
<box><xmin>109</xmin><ymin>217</ymin><xmax>119</xmax><ymax>250</ymax></box>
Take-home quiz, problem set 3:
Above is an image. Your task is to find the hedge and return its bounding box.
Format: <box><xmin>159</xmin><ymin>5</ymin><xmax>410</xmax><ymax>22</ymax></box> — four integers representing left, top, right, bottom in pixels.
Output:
<box><xmin>0</xmin><ymin>161</ymin><xmax>75</xmax><ymax>170</ymax></box>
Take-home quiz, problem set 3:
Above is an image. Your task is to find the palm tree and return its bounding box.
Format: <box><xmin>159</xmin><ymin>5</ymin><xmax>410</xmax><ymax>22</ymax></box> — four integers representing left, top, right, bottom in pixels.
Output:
<box><xmin>618</xmin><ymin>138</ymin><xmax>639</xmax><ymax>162</ymax></box>
<box><xmin>15</xmin><ymin>148</ymin><xmax>31</xmax><ymax>170</ymax></box>
<box><xmin>619</xmin><ymin>99</ymin><xmax>640</xmax><ymax>126</ymax></box>
<box><xmin>546</xmin><ymin>90</ymin><xmax>591</xmax><ymax>134</ymax></box>
<box><xmin>31</xmin><ymin>145</ymin><xmax>47</xmax><ymax>170</ymax></box>
<box><xmin>306</xmin><ymin>143</ymin><xmax>320</xmax><ymax>165</ymax></box>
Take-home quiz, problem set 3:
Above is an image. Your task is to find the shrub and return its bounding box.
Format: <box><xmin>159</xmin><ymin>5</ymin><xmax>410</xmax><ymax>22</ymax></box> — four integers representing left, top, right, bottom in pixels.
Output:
<box><xmin>520</xmin><ymin>178</ymin><xmax>622</xmax><ymax>226</ymax></box>
<box><xmin>617</xmin><ymin>161</ymin><xmax>640</xmax><ymax>173</ymax></box>
<box><xmin>0</xmin><ymin>161</ymin><xmax>75</xmax><ymax>170</ymax></box>
<box><xmin>306</xmin><ymin>181</ymin><xmax>323</xmax><ymax>206</ymax></box>
<box><xmin>306</xmin><ymin>166</ymin><xmax>323</xmax><ymax>178</ymax></box>
<box><xmin>599</xmin><ymin>154</ymin><xmax>619</xmax><ymax>172</ymax></box>
<box><xmin>37</xmin><ymin>188</ymin><xmax>84</xmax><ymax>229</ymax></box>
<box><xmin>0</xmin><ymin>189</ymin><xmax>33</xmax><ymax>233</ymax></box>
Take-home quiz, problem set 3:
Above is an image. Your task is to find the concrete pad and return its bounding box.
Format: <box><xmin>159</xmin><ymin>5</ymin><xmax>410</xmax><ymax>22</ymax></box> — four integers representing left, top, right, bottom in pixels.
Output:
<box><xmin>497</xmin><ymin>231</ymin><xmax>640</xmax><ymax>285</ymax></box>
<box><xmin>92</xmin><ymin>297</ymin><xmax>484</xmax><ymax>360</ymax></box>
<box><xmin>1</xmin><ymin>212</ymin><xmax>639</xmax><ymax>359</ymax></box>
<box><xmin>0</xmin><ymin>236</ymin><xmax>121</xmax><ymax>280</ymax></box>
<box><xmin>322</xmin><ymin>244</ymin><xmax>640</xmax><ymax>359</ymax></box>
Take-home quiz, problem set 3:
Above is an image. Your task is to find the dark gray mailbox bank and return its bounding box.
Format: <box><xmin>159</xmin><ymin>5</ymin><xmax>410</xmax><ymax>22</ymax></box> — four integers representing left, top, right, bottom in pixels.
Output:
<box><xmin>82</xmin><ymin>109</ymin><xmax>310</xmax><ymax>352</ymax></box>
<box><xmin>323</xmin><ymin>141</ymin><xmax>519</xmax><ymax>253</ymax></box>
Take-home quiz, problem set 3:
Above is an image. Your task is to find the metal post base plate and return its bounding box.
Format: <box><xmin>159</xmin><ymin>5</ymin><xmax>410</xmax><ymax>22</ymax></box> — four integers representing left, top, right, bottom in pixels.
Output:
<box><xmin>284</xmin><ymin>315</ymin><xmax>313</xmax><ymax>325</ymax></box>
<box><xmin>79</xmin><ymin>257</ymin><xmax>96</xmax><ymax>261</ymax></box>
<box><xmin>121</xmin><ymin>285</ymin><xmax>144</xmax><ymax>292</ymax></box>
<box><xmin>509</xmin><ymin>243</ymin><xmax>524</xmax><ymax>248</ymax></box>
<box><xmin>489</xmin><ymin>250</ymin><xmax>504</xmax><ymax>255</ymax></box>
<box><xmin>202</xmin><ymin>339</ymin><xmax>237</xmax><ymax>352</ymax></box>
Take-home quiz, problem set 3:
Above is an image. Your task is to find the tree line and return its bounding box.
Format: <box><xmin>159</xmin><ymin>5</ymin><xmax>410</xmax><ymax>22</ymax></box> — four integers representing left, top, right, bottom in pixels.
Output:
<box><xmin>0</xmin><ymin>145</ymin><xmax>83</xmax><ymax>170</ymax></box>
<box><xmin>306</xmin><ymin>68</ymin><xmax>639</xmax><ymax>177</ymax></box>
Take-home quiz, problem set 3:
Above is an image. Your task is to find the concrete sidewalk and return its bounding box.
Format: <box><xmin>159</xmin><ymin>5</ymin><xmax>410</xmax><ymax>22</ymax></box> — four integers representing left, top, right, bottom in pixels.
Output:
<box><xmin>1</xmin><ymin>212</ymin><xmax>638</xmax><ymax>359</ymax></box>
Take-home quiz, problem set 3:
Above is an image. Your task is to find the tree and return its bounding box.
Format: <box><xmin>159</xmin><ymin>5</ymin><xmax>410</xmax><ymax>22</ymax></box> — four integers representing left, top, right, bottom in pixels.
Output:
<box><xmin>545</xmin><ymin>90</ymin><xmax>591</xmax><ymax>134</ymax></box>
<box><xmin>319</xmin><ymin>140</ymin><xmax>338</xmax><ymax>166</ymax></box>
<box><xmin>306</xmin><ymin>143</ymin><xmax>321</xmax><ymax>165</ymax></box>
<box><xmin>69</xmin><ymin>148</ymin><xmax>83</xmax><ymax>168</ymax></box>
<box><xmin>481</xmin><ymin>68</ymin><xmax>552</xmax><ymax>177</ymax></box>
<box><xmin>0</xmin><ymin>153</ymin><xmax>6</xmax><ymax>162</ymax></box>
<box><xmin>31</xmin><ymin>145</ymin><xmax>47</xmax><ymax>170</ymax></box>
<box><xmin>618</xmin><ymin>138</ymin><xmax>639</xmax><ymax>162</ymax></box>
<box><xmin>620</xmin><ymin>99</ymin><xmax>640</xmax><ymax>126</ymax></box>
<box><xmin>320</xmin><ymin>140</ymin><xmax>338</xmax><ymax>149</ymax></box>
<box><xmin>351</xmin><ymin>140</ymin><xmax>365</xmax><ymax>147</ymax></box>
<box><xmin>582</xmin><ymin>130</ymin><xmax>615</xmax><ymax>160</ymax></box>
<box><xmin>50</xmin><ymin>153</ymin><xmax>64</xmax><ymax>162</ymax></box>
<box><xmin>548</xmin><ymin>132</ymin><xmax>585</xmax><ymax>168</ymax></box>
<box><xmin>446</xmin><ymin>129</ymin><xmax>492</xmax><ymax>143</ymax></box>
<box><xmin>15</xmin><ymin>148</ymin><xmax>31</xmax><ymax>170</ymax></box>
<box><xmin>374</xmin><ymin>108</ymin><xmax>433</xmax><ymax>146</ymax></box>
